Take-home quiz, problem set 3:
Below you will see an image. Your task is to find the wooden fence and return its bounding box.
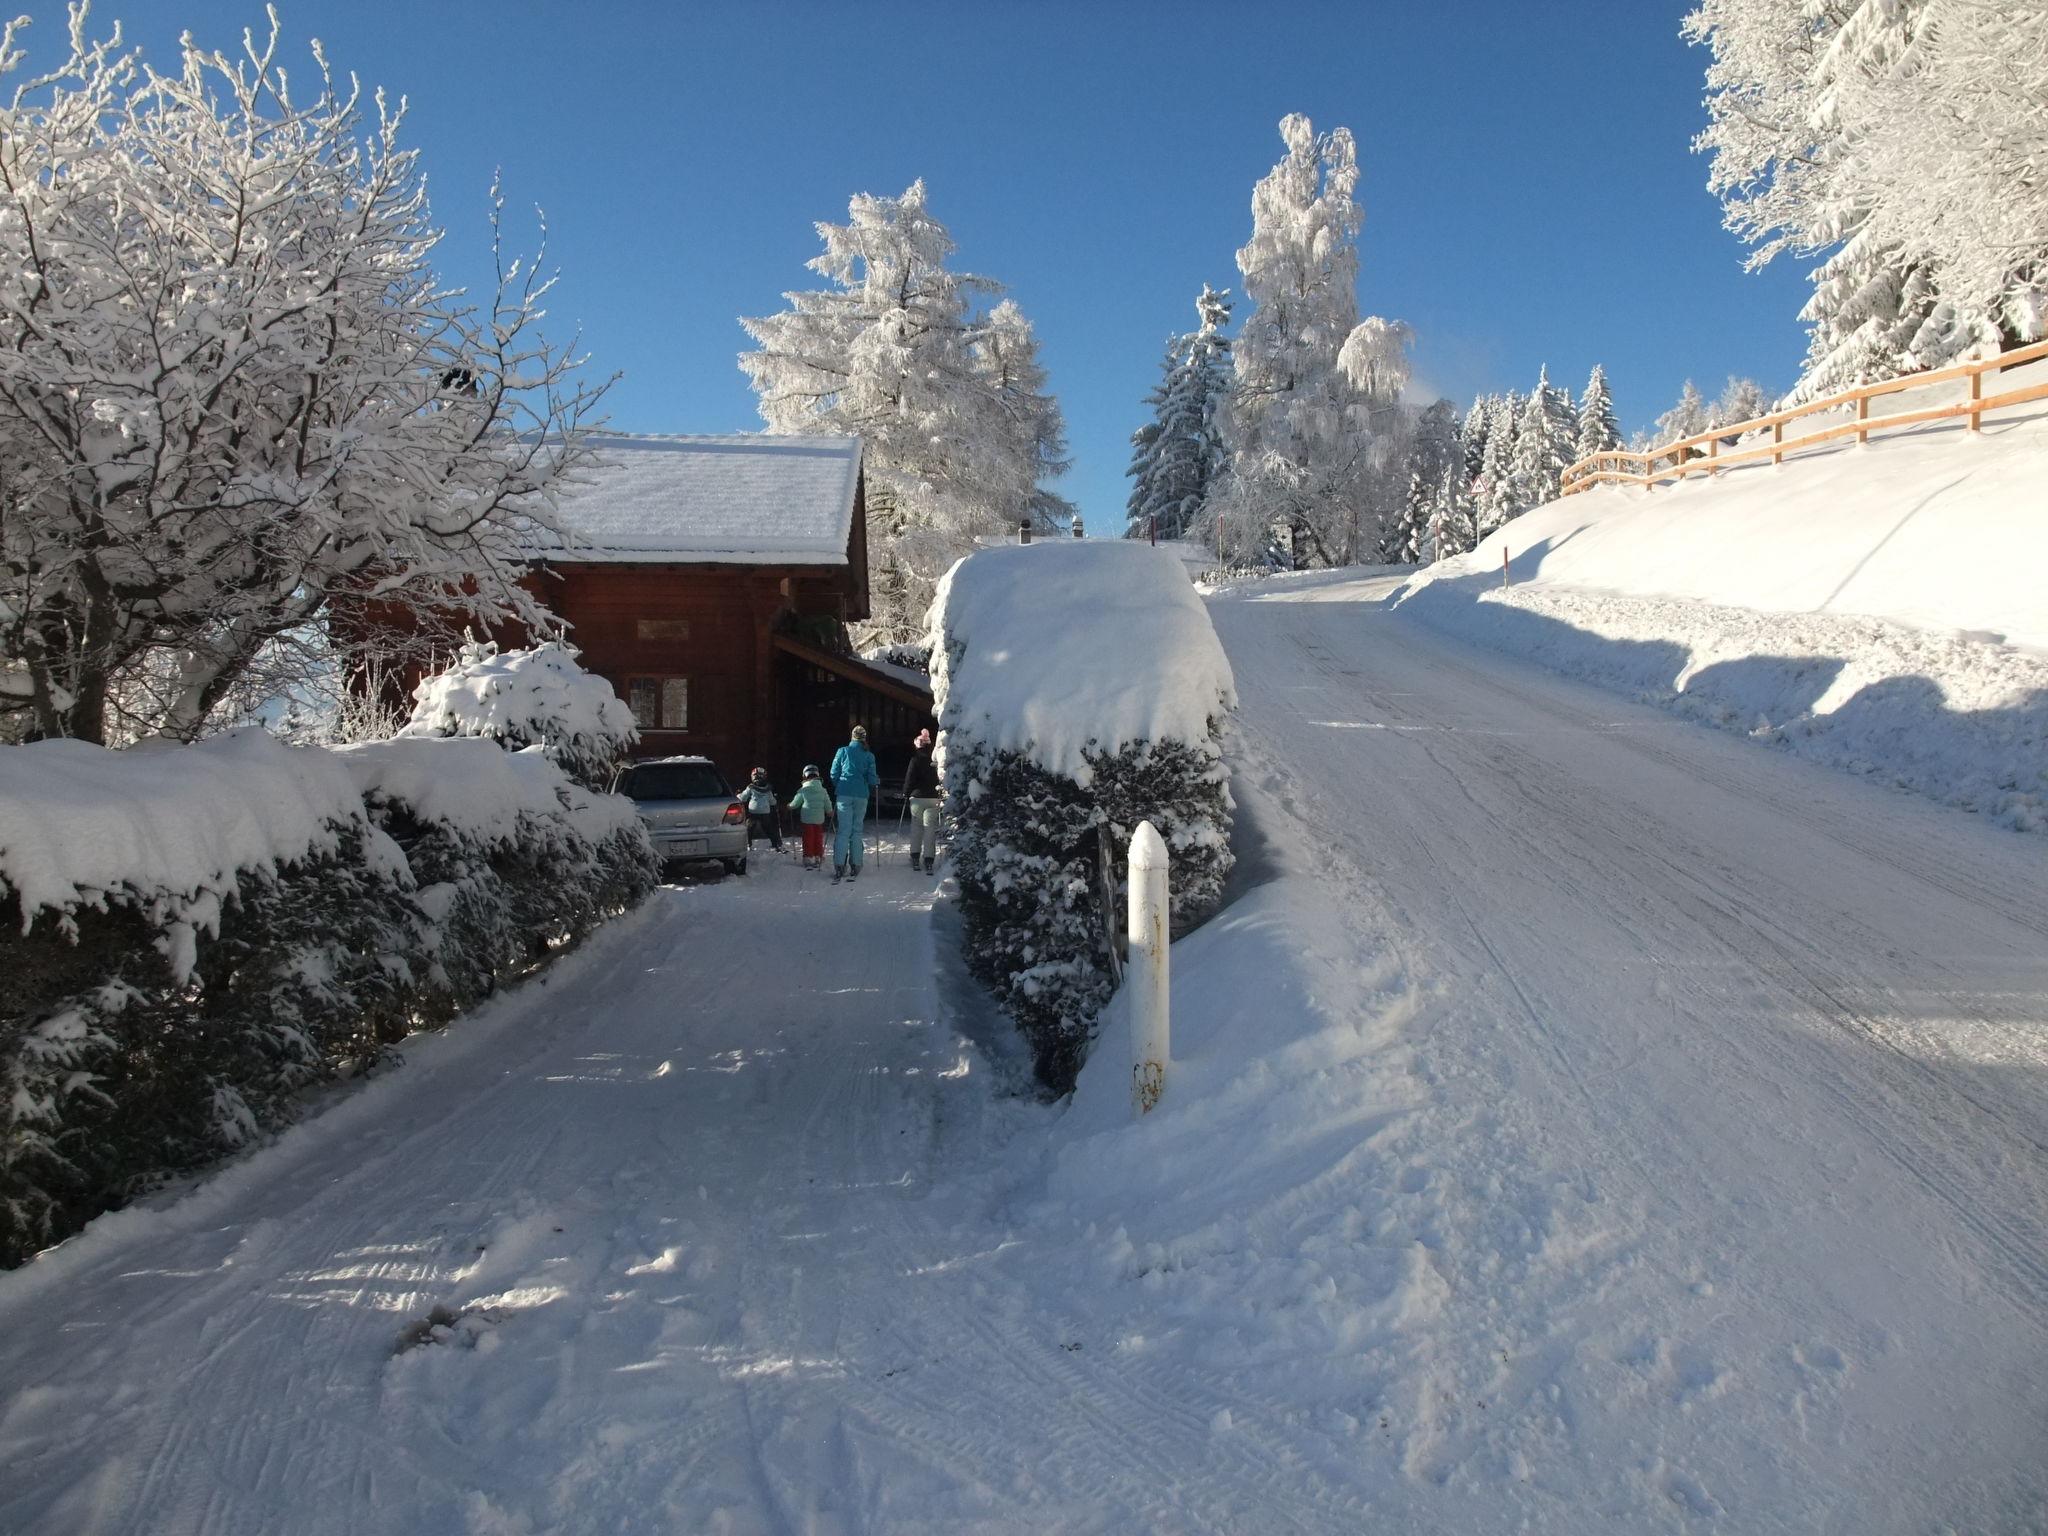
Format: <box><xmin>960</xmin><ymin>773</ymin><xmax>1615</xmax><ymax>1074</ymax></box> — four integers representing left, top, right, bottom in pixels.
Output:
<box><xmin>1559</xmin><ymin>338</ymin><xmax>2048</xmax><ymax>496</ymax></box>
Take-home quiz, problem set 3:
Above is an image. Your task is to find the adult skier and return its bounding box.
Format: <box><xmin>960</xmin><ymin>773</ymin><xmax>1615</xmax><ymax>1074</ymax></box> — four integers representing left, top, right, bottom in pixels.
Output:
<box><xmin>829</xmin><ymin>724</ymin><xmax>880</xmax><ymax>882</ymax></box>
<box><xmin>902</xmin><ymin>728</ymin><xmax>943</xmax><ymax>875</ymax></box>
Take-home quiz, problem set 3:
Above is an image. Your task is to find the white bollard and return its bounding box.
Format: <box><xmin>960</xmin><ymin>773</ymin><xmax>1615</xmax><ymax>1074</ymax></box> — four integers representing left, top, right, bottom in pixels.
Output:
<box><xmin>1127</xmin><ymin>820</ymin><xmax>1170</xmax><ymax>1116</ymax></box>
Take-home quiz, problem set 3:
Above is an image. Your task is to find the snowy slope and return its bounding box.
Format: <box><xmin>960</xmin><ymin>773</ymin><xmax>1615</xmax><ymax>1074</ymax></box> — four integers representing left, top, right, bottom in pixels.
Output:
<box><xmin>1435</xmin><ymin>372</ymin><xmax>2048</xmax><ymax>651</ymax></box>
<box><xmin>1396</xmin><ymin>391</ymin><xmax>2048</xmax><ymax>831</ymax></box>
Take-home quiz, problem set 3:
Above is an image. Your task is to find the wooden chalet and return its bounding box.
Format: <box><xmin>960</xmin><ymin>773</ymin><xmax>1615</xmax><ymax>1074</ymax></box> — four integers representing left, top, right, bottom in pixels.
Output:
<box><xmin>525</xmin><ymin>433</ymin><xmax>936</xmax><ymax>798</ymax></box>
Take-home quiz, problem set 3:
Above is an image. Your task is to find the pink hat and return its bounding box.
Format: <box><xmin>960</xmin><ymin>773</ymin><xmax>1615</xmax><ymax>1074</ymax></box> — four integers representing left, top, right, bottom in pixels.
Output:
<box><xmin>914</xmin><ymin>728</ymin><xmax>933</xmax><ymax>748</ymax></box>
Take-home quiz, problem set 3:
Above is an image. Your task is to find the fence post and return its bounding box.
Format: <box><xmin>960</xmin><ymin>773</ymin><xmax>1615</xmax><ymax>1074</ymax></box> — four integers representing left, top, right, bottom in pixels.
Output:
<box><xmin>1709</xmin><ymin>436</ymin><xmax>1719</xmax><ymax>478</ymax></box>
<box><xmin>1127</xmin><ymin>821</ymin><xmax>1169</xmax><ymax>1118</ymax></box>
<box><xmin>1856</xmin><ymin>393</ymin><xmax>1870</xmax><ymax>446</ymax></box>
<box><xmin>1968</xmin><ymin>367</ymin><xmax>1983</xmax><ymax>434</ymax></box>
<box><xmin>1502</xmin><ymin>545</ymin><xmax>1511</xmax><ymax>589</ymax></box>
<box><xmin>1773</xmin><ymin>419</ymin><xmax>1784</xmax><ymax>467</ymax></box>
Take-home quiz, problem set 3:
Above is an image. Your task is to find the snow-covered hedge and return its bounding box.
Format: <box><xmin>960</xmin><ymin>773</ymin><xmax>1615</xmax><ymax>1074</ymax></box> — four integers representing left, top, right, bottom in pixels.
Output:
<box><xmin>401</xmin><ymin>640</ymin><xmax>638</xmax><ymax>791</ymax></box>
<box><xmin>930</xmin><ymin>542</ymin><xmax>1235</xmax><ymax>1092</ymax></box>
<box><xmin>0</xmin><ymin>730</ymin><xmax>657</xmax><ymax>1265</ymax></box>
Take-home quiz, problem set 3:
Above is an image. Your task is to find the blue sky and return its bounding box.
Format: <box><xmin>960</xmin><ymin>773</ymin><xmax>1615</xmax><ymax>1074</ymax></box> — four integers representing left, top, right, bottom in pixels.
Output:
<box><xmin>39</xmin><ymin>1</ymin><xmax>1815</xmax><ymax>525</ymax></box>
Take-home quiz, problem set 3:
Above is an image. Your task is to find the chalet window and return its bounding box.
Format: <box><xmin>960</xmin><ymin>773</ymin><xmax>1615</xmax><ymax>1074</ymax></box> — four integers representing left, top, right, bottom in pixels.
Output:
<box><xmin>636</xmin><ymin>618</ymin><xmax>691</xmax><ymax>642</ymax></box>
<box><xmin>627</xmin><ymin>677</ymin><xmax>688</xmax><ymax>731</ymax></box>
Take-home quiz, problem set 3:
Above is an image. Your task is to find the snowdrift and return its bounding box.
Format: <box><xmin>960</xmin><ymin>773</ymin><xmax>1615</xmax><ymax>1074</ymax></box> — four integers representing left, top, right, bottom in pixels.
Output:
<box><xmin>1397</xmin><ymin>386</ymin><xmax>2048</xmax><ymax>830</ymax></box>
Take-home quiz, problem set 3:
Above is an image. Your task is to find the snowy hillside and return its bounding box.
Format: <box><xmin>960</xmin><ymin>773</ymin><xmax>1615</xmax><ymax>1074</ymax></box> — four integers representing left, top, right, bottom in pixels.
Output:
<box><xmin>1396</xmin><ymin>387</ymin><xmax>2048</xmax><ymax>830</ymax></box>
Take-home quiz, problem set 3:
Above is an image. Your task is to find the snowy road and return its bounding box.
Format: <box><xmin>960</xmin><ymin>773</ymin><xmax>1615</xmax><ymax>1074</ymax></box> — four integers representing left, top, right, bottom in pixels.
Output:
<box><xmin>0</xmin><ymin>851</ymin><xmax>1373</xmax><ymax>1535</ymax></box>
<box><xmin>4</xmin><ymin>574</ymin><xmax>2046</xmax><ymax>1533</ymax></box>
<box><xmin>1207</xmin><ymin>572</ymin><xmax>2048</xmax><ymax>1527</ymax></box>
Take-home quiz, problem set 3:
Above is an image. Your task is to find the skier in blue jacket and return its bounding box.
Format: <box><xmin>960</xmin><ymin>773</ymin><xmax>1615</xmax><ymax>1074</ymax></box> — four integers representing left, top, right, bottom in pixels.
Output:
<box><xmin>829</xmin><ymin>724</ymin><xmax>880</xmax><ymax>882</ymax></box>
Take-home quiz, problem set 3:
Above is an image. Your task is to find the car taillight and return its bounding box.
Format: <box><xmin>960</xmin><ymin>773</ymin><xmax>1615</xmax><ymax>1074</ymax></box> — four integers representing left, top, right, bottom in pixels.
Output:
<box><xmin>723</xmin><ymin>802</ymin><xmax>745</xmax><ymax>824</ymax></box>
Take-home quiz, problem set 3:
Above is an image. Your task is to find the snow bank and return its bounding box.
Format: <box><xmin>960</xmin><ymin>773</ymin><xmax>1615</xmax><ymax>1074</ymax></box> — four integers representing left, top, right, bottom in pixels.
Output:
<box><xmin>0</xmin><ymin>729</ymin><xmax>366</xmax><ymax>965</ymax></box>
<box><xmin>930</xmin><ymin>541</ymin><xmax>1235</xmax><ymax>786</ymax></box>
<box><xmin>1396</xmin><ymin>389</ymin><xmax>2048</xmax><ymax>830</ymax></box>
<box><xmin>342</xmin><ymin>736</ymin><xmax>645</xmax><ymax>851</ymax></box>
<box><xmin>1425</xmin><ymin>373</ymin><xmax>2048</xmax><ymax>652</ymax></box>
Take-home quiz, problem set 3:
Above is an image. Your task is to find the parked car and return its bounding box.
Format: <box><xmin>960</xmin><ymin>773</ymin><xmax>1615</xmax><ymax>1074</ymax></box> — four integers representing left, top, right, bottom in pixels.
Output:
<box><xmin>617</xmin><ymin>756</ymin><xmax>750</xmax><ymax>875</ymax></box>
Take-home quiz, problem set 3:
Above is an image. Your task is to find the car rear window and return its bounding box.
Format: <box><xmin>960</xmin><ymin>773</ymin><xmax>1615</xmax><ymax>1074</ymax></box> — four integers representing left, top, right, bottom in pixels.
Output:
<box><xmin>620</xmin><ymin>763</ymin><xmax>730</xmax><ymax>801</ymax></box>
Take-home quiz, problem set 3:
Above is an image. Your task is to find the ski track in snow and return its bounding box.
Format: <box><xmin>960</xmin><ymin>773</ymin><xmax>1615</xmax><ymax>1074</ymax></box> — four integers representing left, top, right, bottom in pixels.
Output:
<box><xmin>2</xmin><ymin>572</ymin><xmax>2045</xmax><ymax>1532</ymax></box>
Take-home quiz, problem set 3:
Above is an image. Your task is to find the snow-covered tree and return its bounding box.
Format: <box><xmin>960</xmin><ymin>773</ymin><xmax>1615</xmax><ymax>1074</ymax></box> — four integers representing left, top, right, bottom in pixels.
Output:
<box><xmin>1427</xmin><ymin>462</ymin><xmax>1478</xmax><ymax>561</ymax></box>
<box><xmin>1684</xmin><ymin>0</ymin><xmax>2045</xmax><ymax>398</ymax></box>
<box><xmin>1385</xmin><ymin>398</ymin><xmax>1459</xmax><ymax>563</ymax></box>
<box><xmin>1461</xmin><ymin>396</ymin><xmax>1494</xmax><ymax>482</ymax></box>
<box><xmin>740</xmin><ymin>181</ymin><xmax>1070</xmax><ymax>641</ymax></box>
<box><xmin>1655</xmin><ymin>379</ymin><xmax>1712</xmax><ymax>445</ymax></box>
<box><xmin>1574</xmin><ymin>365</ymin><xmax>1622</xmax><ymax>462</ymax></box>
<box><xmin>1474</xmin><ymin>392</ymin><xmax>1520</xmax><ymax>537</ymax></box>
<box><xmin>1711</xmin><ymin>375</ymin><xmax>1770</xmax><ymax>437</ymax></box>
<box><xmin>1215</xmin><ymin>115</ymin><xmax>1410</xmax><ymax>568</ymax></box>
<box><xmin>1507</xmin><ymin>366</ymin><xmax>1575</xmax><ymax>512</ymax></box>
<box><xmin>1125</xmin><ymin>285</ymin><xmax>1232</xmax><ymax>540</ymax></box>
<box><xmin>1844</xmin><ymin>3</ymin><xmax>2048</xmax><ymax>357</ymax></box>
<box><xmin>0</xmin><ymin>12</ymin><xmax>607</xmax><ymax>746</ymax></box>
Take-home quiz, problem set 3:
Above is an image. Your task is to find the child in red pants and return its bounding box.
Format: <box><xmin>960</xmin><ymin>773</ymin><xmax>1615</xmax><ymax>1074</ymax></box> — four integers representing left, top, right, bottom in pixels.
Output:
<box><xmin>787</xmin><ymin>764</ymin><xmax>834</xmax><ymax>870</ymax></box>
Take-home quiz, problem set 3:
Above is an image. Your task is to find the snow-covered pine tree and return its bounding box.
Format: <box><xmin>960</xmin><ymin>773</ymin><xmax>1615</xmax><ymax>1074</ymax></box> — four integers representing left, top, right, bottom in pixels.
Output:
<box><xmin>1219</xmin><ymin>115</ymin><xmax>1410</xmax><ymax>568</ymax></box>
<box><xmin>1461</xmin><ymin>395</ymin><xmax>1494</xmax><ymax>482</ymax></box>
<box><xmin>1427</xmin><ymin>461</ymin><xmax>1477</xmax><ymax>561</ymax></box>
<box><xmin>1474</xmin><ymin>391</ymin><xmax>1520</xmax><ymax>536</ymax></box>
<box><xmin>740</xmin><ymin>181</ymin><xmax>1070</xmax><ymax>641</ymax></box>
<box><xmin>1575</xmin><ymin>364</ymin><xmax>1622</xmax><ymax>463</ymax></box>
<box><xmin>1386</xmin><ymin>398</ymin><xmax>1459</xmax><ymax>563</ymax></box>
<box><xmin>1507</xmin><ymin>366</ymin><xmax>1575</xmax><ymax>512</ymax></box>
<box><xmin>1125</xmin><ymin>286</ymin><xmax>1232</xmax><ymax>540</ymax></box>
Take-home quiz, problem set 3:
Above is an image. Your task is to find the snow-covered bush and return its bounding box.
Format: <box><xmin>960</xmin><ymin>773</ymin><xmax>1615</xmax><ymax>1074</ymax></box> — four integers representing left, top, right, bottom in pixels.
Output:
<box><xmin>401</xmin><ymin>641</ymin><xmax>639</xmax><ymax>791</ymax></box>
<box><xmin>930</xmin><ymin>543</ymin><xmax>1235</xmax><ymax>1093</ymax></box>
<box><xmin>340</xmin><ymin>738</ymin><xmax>658</xmax><ymax>1015</ymax></box>
<box><xmin>0</xmin><ymin>731</ymin><xmax>655</xmax><ymax>1266</ymax></box>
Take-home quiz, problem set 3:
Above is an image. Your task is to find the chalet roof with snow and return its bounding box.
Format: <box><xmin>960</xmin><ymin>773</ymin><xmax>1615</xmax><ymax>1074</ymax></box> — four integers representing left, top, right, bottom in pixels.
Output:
<box><xmin>532</xmin><ymin>433</ymin><xmax>863</xmax><ymax>566</ymax></box>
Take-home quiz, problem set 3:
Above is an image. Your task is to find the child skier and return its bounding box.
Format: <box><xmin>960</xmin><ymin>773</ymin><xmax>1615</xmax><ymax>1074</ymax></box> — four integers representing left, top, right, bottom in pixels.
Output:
<box><xmin>741</xmin><ymin>767</ymin><xmax>782</xmax><ymax>852</ymax></box>
<box><xmin>787</xmin><ymin>765</ymin><xmax>835</xmax><ymax>870</ymax></box>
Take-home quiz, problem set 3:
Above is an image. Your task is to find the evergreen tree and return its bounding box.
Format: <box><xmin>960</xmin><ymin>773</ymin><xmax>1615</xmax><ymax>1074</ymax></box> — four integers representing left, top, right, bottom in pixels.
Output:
<box><xmin>1219</xmin><ymin>115</ymin><xmax>1409</xmax><ymax>568</ymax></box>
<box><xmin>740</xmin><ymin>181</ymin><xmax>1069</xmax><ymax>641</ymax></box>
<box><xmin>1574</xmin><ymin>365</ymin><xmax>1621</xmax><ymax>462</ymax></box>
<box><xmin>1460</xmin><ymin>395</ymin><xmax>1492</xmax><ymax>481</ymax></box>
<box><xmin>1474</xmin><ymin>391</ymin><xmax>1520</xmax><ymax>537</ymax></box>
<box><xmin>1125</xmin><ymin>286</ymin><xmax>1233</xmax><ymax>540</ymax></box>
<box><xmin>1427</xmin><ymin>462</ymin><xmax>1477</xmax><ymax>561</ymax></box>
<box><xmin>1386</xmin><ymin>398</ymin><xmax>1459</xmax><ymax>562</ymax></box>
<box><xmin>1507</xmin><ymin>366</ymin><xmax>1575</xmax><ymax>512</ymax></box>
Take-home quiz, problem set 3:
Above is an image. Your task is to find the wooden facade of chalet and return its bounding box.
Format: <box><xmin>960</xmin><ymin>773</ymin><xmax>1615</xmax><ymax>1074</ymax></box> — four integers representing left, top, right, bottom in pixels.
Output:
<box><xmin>529</xmin><ymin>434</ymin><xmax>935</xmax><ymax>798</ymax></box>
<box><xmin>353</xmin><ymin>433</ymin><xmax>935</xmax><ymax>800</ymax></box>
